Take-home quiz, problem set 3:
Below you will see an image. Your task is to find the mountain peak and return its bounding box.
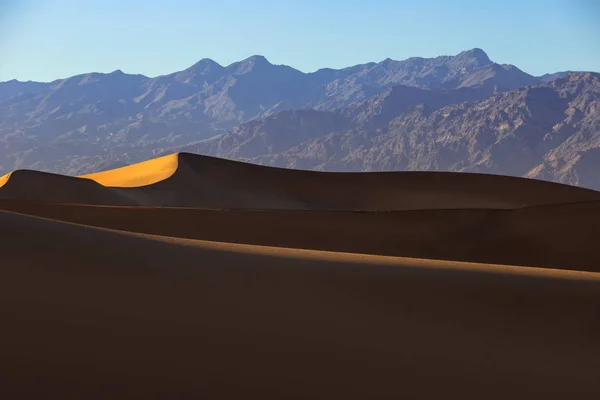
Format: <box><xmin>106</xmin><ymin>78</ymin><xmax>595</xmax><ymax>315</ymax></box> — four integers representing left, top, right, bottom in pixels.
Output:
<box><xmin>244</xmin><ymin>55</ymin><xmax>270</xmax><ymax>63</ymax></box>
<box><xmin>454</xmin><ymin>48</ymin><xmax>492</xmax><ymax>67</ymax></box>
<box><xmin>241</xmin><ymin>55</ymin><xmax>272</xmax><ymax>68</ymax></box>
<box><xmin>170</xmin><ymin>58</ymin><xmax>225</xmax><ymax>85</ymax></box>
<box><xmin>191</xmin><ymin>58</ymin><xmax>223</xmax><ymax>70</ymax></box>
<box><xmin>228</xmin><ymin>55</ymin><xmax>273</xmax><ymax>74</ymax></box>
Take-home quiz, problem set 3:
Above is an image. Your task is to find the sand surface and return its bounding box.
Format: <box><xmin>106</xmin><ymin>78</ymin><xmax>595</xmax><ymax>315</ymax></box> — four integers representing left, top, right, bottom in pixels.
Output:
<box><xmin>79</xmin><ymin>153</ymin><xmax>180</xmax><ymax>187</ymax></box>
<box><xmin>4</xmin><ymin>153</ymin><xmax>600</xmax><ymax>208</ymax></box>
<box><xmin>1</xmin><ymin>152</ymin><xmax>600</xmax><ymax>399</ymax></box>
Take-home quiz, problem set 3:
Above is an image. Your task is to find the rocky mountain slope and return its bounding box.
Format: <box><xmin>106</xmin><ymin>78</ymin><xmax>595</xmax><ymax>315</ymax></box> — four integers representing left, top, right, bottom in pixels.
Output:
<box><xmin>0</xmin><ymin>48</ymin><xmax>538</xmax><ymax>174</ymax></box>
<box><xmin>179</xmin><ymin>72</ymin><xmax>600</xmax><ymax>189</ymax></box>
<box><xmin>0</xmin><ymin>80</ymin><xmax>51</xmax><ymax>104</ymax></box>
<box><xmin>1</xmin><ymin>49</ymin><xmax>598</xmax><ymax>189</ymax></box>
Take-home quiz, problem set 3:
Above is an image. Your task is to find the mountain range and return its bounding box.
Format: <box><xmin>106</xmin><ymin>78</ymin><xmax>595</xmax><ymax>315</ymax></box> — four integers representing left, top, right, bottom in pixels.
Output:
<box><xmin>0</xmin><ymin>48</ymin><xmax>598</xmax><ymax>189</ymax></box>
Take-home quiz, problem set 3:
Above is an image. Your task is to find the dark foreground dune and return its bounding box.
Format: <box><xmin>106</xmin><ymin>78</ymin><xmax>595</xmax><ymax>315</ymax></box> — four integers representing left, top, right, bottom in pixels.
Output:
<box><xmin>1</xmin><ymin>152</ymin><xmax>600</xmax><ymax>399</ymax></box>
<box><xmin>1</xmin><ymin>210</ymin><xmax>600</xmax><ymax>399</ymax></box>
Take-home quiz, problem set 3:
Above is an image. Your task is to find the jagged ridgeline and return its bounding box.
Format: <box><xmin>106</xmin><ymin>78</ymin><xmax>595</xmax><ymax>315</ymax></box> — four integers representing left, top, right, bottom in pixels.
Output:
<box><xmin>0</xmin><ymin>49</ymin><xmax>598</xmax><ymax>188</ymax></box>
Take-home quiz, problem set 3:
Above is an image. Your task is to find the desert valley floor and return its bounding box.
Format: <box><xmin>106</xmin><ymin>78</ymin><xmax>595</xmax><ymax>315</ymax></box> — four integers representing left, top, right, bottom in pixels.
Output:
<box><xmin>1</xmin><ymin>152</ymin><xmax>600</xmax><ymax>398</ymax></box>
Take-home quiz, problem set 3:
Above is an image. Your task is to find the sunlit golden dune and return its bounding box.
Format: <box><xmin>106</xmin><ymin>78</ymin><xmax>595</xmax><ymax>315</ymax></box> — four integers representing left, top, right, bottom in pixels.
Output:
<box><xmin>0</xmin><ymin>171</ymin><xmax>11</xmax><ymax>188</ymax></box>
<box><xmin>80</xmin><ymin>153</ymin><xmax>180</xmax><ymax>187</ymax></box>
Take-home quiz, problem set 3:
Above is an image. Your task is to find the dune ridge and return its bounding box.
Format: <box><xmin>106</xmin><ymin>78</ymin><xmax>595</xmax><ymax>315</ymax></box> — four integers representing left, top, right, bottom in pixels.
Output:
<box><xmin>0</xmin><ymin>169</ymin><xmax>135</xmax><ymax>205</ymax></box>
<box><xmin>2</xmin><ymin>152</ymin><xmax>600</xmax><ymax>209</ymax></box>
<box><xmin>79</xmin><ymin>153</ymin><xmax>180</xmax><ymax>187</ymax></box>
<box><xmin>0</xmin><ymin>171</ymin><xmax>11</xmax><ymax>187</ymax></box>
<box><xmin>1</xmin><ymin>198</ymin><xmax>600</xmax><ymax>272</ymax></box>
<box><xmin>2</xmin><ymin>152</ymin><xmax>600</xmax><ymax>398</ymax></box>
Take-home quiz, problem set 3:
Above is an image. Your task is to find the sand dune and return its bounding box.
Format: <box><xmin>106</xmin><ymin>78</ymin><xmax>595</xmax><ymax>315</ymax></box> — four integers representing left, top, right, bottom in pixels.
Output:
<box><xmin>1</xmin><ymin>209</ymin><xmax>600</xmax><ymax>398</ymax></box>
<box><xmin>79</xmin><ymin>153</ymin><xmax>180</xmax><ymax>187</ymax></box>
<box><xmin>2</xmin><ymin>152</ymin><xmax>600</xmax><ymax>398</ymax></box>
<box><xmin>0</xmin><ymin>169</ymin><xmax>135</xmax><ymax>205</ymax></box>
<box><xmin>108</xmin><ymin>152</ymin><xmax>600</xmax><ymax>209</ymax></box>
<box><xmin>3</xmin><ymin>152</ymin><xmax>600</xmax><ymax>209</ymax></box>
<box><xmin>0</xmin><ymin>171</ymin><xmax>11</xmax><ymax>187</ymax></box>
<box><xmin>1</xmin><ymin>199</ymin><xmax>600</xmax><ymax>272</ymax></box>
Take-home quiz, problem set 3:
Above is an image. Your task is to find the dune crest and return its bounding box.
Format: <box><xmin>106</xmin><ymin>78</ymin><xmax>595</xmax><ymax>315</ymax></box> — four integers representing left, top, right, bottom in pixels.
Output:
<box><xmin>0</xmin><ymin>169</ymin><xmax>134</xmax><ymax>205</ymax></box>
<box><xmin>0</xmin><ymin>172</ymin><xmax>11</xmax><ymax>188</ymax></box>
<box><xmin>4</xmin><ymin>152</ymin><xmax>600</xmax><ymax>209</ymax></box>
<box><xmin>1</xmin><ymin>199</ymin><xmax>599</xmax><ymax>272</ymax></box>
<box><xmin>80</xmin><ymin>153</ymin><xmax>180</xmax><ymax>187</ymax></box>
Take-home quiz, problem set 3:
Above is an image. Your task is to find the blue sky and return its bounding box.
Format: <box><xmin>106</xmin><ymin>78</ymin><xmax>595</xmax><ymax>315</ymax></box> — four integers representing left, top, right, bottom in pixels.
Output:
<box><xmin>0</xmin><ymin>0</ymin><xmax>598</xmax><ymax>82</ymax></box>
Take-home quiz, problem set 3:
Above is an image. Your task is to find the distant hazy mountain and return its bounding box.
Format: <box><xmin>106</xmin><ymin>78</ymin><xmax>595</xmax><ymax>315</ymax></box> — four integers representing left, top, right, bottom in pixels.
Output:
<box><xmin>538</xmin><ymin>71</ymin><xmax>579</xmax><ymax>82</ymax></box>
<box><xmin>1</xmin><ymin>49</ymin><xmax>599</xmax><ymax>189</ymax></box>
<box><xmin>179</xmin><ymin>73</ymin><xmax>600</xmax><ymax>189</ymax></box>
<box><xmin>0</xmin><ymin>80</ymin><xmax>51</xmax><ymax>104</ymax></box>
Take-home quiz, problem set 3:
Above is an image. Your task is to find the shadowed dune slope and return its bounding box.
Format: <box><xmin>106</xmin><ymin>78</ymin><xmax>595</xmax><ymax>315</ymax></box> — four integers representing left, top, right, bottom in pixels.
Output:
<box><xmin>110</xmin><ymin>153</ymin><xmax>600</xmax><ymax>209</ymax></box>
<box><xmin>3</xmin><ymin>152</ymin><xmax>600</xmax><ymax>209</ymax></box>
<box><xmin>1</xmin><ymin>199</ymin><xmax>600</xmax><ymax>272</ymax></box>
<box><xmin>0</xmin><ymin>170</ymin><xmax>135</xmax><ymax>205</ymax></box>
<box><xmin>1</xmin><ymin>209</ymin><xmax>600</xmax><ymax>399</ymax></box>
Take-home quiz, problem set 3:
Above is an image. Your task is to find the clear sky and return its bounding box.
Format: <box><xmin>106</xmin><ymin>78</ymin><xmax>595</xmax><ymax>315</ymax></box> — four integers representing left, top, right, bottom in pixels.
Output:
<box><xmin>0</xmin><ymin>0</ymin><xmax>598</xmax><ymax>82</ymax></box>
